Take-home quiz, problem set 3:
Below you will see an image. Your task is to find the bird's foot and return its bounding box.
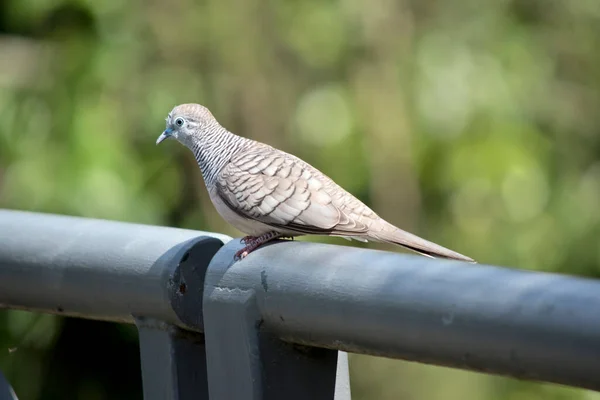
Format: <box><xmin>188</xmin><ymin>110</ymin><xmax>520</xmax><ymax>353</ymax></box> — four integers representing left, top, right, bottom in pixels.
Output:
<box><xmin>235</xmin><ymin>231</ymin><xmax>283</xmax><ymax>260</ymax></box>
<box><xmin>240</xmin><ymin>236</ymin><xmax>255</xmax><ymax>245</ymax></box>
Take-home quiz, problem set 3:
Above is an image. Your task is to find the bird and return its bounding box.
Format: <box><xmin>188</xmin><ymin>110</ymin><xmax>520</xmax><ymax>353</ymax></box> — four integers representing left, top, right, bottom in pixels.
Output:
<box><xmin>156</xmin><ymin>103</ymin><xmax>475</xmax><ymax>263</ymax></box>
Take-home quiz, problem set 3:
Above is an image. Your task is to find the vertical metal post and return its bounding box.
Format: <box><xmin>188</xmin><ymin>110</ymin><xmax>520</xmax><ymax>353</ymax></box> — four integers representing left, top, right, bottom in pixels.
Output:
<box><xmin>203</xmin><ymin>241</ymin><xmax>351</xmax><ymax>400</ymax></box>
<box><xmin>137</xmin><ymin>319</ymin><xmax>208</xmax><ymax>400</ymax></box>
<box><xmin>135</xmin><ymin>236</ymin><xmax>223</xmax><ymax>400</ymax></box>
<box><xmin>335</xmin><ymin>352</ymin><xmax>351</xmax><ymax>400</ymax></box>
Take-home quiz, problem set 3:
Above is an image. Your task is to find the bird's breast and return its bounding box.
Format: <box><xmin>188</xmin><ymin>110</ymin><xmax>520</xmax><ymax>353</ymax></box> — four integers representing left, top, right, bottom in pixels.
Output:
<box><xmin>208</xmin><ymin>188</ymin><xmax>274</xmax><ymax>236</ymax></box>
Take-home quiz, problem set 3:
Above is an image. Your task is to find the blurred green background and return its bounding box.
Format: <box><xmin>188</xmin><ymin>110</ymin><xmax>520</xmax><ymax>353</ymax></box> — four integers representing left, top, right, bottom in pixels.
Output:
<box><xmin>1</xmin><ymin>0</ymin><xmax>600</xmax><ymax>399</ymax></box>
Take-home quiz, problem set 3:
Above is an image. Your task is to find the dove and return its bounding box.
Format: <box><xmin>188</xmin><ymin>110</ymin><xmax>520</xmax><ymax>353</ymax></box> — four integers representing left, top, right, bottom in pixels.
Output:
<box><xmin>156</xmin><ymin>103</ymin><xmax>475</xmax><ymax>263</ymax></box>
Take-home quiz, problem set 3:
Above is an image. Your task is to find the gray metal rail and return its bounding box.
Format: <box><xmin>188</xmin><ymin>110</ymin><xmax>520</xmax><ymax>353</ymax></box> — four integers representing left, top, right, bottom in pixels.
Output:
<box><xmin>1</xmin><ymin>209</ymin><xmax>600</xmax><ymax>399</ymax></box>
<box><xmin>0</xmin><ymin>209</ymin><xmax>350</xmax><ymax>400</ymax></box>
<box><xmin>0</xmin><ymin>209</ymin><xmax>229</xmax><ymax>400</ymax></box>
<box><xmin>207</xmin><ymin>240</ymin><xmax>600</xmax><ymax>394</ymax></box>
<box><xmin>0</xmin><ymin>209</ymin><xmax>228</xmax><ymax>329</ymax></box>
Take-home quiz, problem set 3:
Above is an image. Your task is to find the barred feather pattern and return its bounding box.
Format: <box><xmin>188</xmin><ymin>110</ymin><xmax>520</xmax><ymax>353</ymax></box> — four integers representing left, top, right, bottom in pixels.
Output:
<box><xmin>190</xmin><ymin>124</ymin><xmax>251</xmax><ymax>187</ymax></box>
<box><xmin>162</xmin><ymin>103</ymin><xmax>475</xmax><ymax>263</ymax></box>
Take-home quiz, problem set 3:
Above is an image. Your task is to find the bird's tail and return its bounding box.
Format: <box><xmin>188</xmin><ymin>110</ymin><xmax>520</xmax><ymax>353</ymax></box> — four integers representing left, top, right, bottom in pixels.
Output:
<box><xmin>369</xmin><ymin>223</ymin><xmax>476</xmax><ymax>263</ymax></box>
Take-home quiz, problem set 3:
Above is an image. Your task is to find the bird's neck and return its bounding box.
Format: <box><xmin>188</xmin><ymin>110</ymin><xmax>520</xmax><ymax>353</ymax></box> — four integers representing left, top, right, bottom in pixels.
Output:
<box><xmin>189</xmin><ymin>124</ymin><xmax>249</xmax><ymax>185</ymax></box>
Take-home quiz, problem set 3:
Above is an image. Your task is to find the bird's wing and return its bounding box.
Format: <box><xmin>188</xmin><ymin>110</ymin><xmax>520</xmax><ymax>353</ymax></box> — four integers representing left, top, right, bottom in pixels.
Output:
<box><xmin>216</xmin><ymin>145</ymin><xmax>475</xmax><ymax>262</ymax></box>
<box><xmin>215</xmin><ymin>145</ymin><xmax>372</xmax><ymax>235</ymax></box>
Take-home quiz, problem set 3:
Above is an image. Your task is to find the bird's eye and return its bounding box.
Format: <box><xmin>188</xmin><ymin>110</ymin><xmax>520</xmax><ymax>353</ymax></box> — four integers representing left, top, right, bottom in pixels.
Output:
<box><xmin>175</xmin><ymin>117</ymin><xmax>185</xmax><ymax>127</ymax></box>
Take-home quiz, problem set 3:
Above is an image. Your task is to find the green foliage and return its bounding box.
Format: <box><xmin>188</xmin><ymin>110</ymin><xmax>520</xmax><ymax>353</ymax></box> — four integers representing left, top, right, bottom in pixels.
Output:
<box><xmin>0</xmin><ymin>0</ymin><xmax>599</xmax><ymax>398</ymax></box>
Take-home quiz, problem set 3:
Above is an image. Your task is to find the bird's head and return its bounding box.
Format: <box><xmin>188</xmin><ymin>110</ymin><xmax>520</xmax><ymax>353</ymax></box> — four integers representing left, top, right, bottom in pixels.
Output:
<box><xmin>156</xmin><ymin>103</ymin><xmax>218</xmax><ymax>147</ymax></box>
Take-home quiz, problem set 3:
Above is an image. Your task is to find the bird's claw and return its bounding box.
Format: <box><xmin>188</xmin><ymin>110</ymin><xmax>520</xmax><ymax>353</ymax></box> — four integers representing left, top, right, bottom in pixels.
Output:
<box><xmin>234</xmin><ymin>249</ymin><xmax>249</xmax><ymax>260</ymax></box>
<box><xmin>235</xmin><ymin>232</ymin><xmax>282</xmax><ymax>261</ymax></box>
<box><xmin>236</xmin><ymin>238</ymin><xmax>256</xmax><ymax>260</ymax></box>
<box><xmin>240</xmin><ymin>236</ymin><xmax>256</xmax><ymax>245</ymax></box>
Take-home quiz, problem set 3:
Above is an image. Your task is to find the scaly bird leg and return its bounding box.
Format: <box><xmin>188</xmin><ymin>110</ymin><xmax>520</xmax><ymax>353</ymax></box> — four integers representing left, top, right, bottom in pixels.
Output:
<box><xmin>235</xmin><ymin>231</ymin><xmax>284</xmax><ymax>260</ymax></box>
<box><xmin>240</xmin><ymin>236</ymin><xmax>255</xmax><ymax>245</ymax></box>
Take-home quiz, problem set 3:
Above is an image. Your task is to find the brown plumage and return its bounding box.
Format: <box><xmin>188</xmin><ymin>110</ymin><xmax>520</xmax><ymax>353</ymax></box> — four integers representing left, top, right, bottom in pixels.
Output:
<box><xmin>156</xmin><ymin>103</ymin><xmax>475</xmax><ymax>263</ymax></box>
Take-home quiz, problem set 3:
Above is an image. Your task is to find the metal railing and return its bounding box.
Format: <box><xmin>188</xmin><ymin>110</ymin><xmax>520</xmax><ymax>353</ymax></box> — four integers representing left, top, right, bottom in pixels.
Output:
<box><xmin>0</xmin><ymin>209</ymin><xmax>599</xmax><ymax>399</ymax></box>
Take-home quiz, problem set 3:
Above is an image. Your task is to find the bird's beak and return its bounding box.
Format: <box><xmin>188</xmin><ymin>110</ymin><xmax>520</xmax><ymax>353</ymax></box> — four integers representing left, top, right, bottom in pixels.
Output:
<box><xmin>156</xmin><ymin>128</ymin><xmax>173</xmax><ymax>145</ymax></box>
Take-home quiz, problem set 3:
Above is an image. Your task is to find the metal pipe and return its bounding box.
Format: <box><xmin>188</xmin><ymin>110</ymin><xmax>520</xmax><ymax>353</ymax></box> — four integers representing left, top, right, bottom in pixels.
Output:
<box><xmin>2</xmin><ymin>209</ymin><xmax>599</xmax><ymax>391</ymax></box>
<box><xmin>207</xmin><ymin>240</ymin><xmax>600</xmax><ymax>391</ymax></box>
<box><xmin>0</xmin><ymin>209</ymin><xmax>228</xmax><ymax>330</ymax></box>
